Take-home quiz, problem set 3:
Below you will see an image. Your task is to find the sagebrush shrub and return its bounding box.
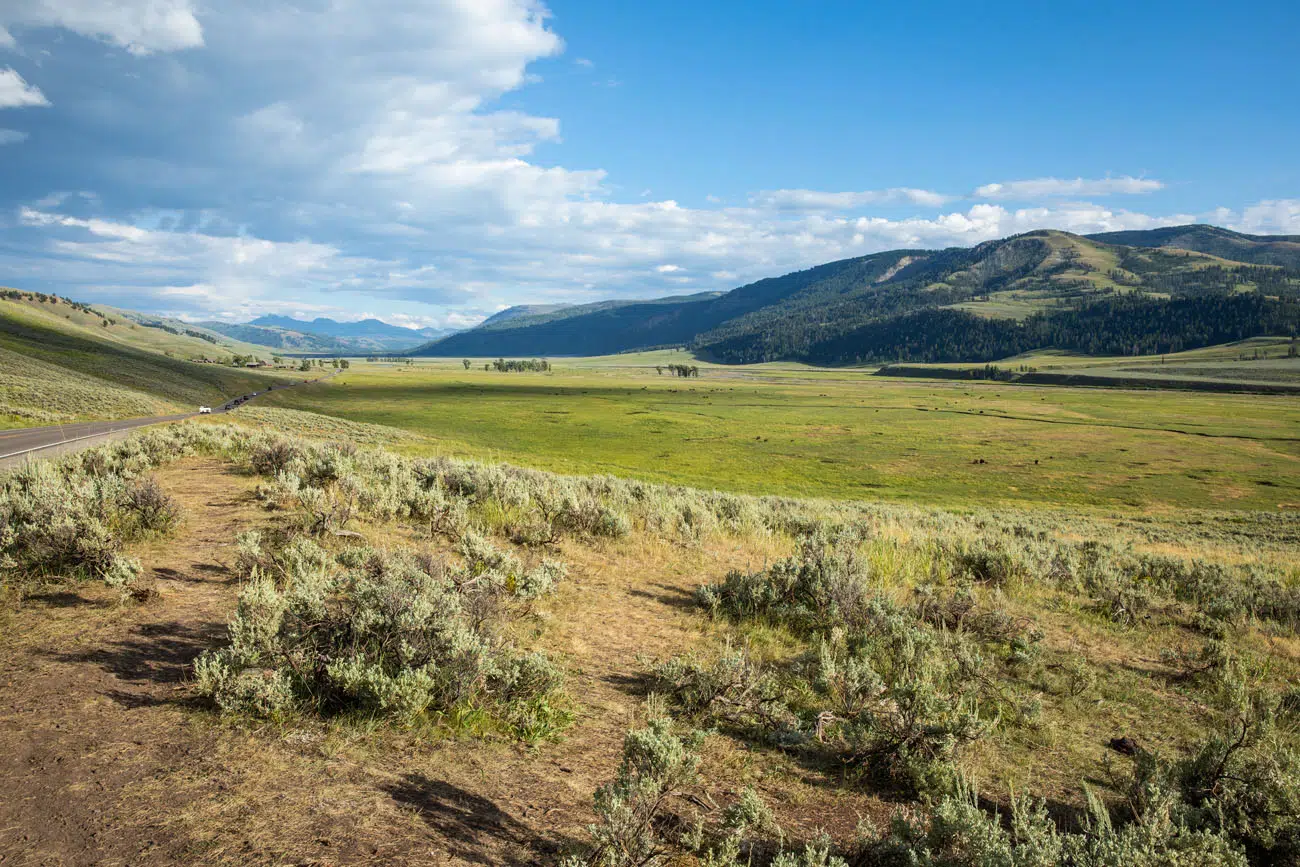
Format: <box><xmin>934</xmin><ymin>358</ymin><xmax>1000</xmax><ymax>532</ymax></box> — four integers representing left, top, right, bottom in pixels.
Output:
<box><xmin>122</xmin><ymin>476</ymin><xmax>183</xmax><ymax>534</ymax></box>
<box><xmin>647</xmin><ymin>647</ymin><xmax>798</xmax><ymax>741</ymax></box>
<box><xmin>864</xmin><ymin>784</ymin><xmax>1248</xmax><ymax>867</ymax></box>
<box><xmin>566</xmin><ymin>705</ymin><xmax>706</xmax><ymax>867</ymax></box>
<box><xmin>696</xmin><ymin>528</ymin><xmax>873</xmax><ymax>634</ymax></box>
<box><xmin>195</xmin><ymin>535</ymin><xmax>568</xmax><ymax>739</ymax></box>
<box><xmin>815</xmin><ymin>617</ymin><xmax>990</xmax><ymax>797</ymax></box>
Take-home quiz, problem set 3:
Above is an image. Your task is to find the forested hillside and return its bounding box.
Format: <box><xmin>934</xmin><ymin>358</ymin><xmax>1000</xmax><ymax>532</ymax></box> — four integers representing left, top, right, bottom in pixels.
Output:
<box><xmin>198</xmin><ymin>315</ymin><xmax>442</xmax><ymax>354</ymax></box>
<box><xmin>411</xmin><ymin>226</ymin><xmax>1300</xmax><ymax>364</ymax></box>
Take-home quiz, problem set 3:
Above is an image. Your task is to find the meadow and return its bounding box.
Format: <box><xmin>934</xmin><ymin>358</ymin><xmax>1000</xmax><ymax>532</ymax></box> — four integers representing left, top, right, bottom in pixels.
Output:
<box><xmin>251</xmin><ymin>354</ymin><xmax>1300</xmax><ymax>513</ymax></box>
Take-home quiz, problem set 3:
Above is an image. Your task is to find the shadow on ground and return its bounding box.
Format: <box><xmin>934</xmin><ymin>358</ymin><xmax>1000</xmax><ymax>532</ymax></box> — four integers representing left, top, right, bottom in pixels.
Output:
<box><xmin>384</xmin><ymin>773</ymin><xmax>578</xmax><ymax>865</ymax></box>
<box><xmin>46</xmin><ymin>619</ymin><xmax>226</xmax><ymax>708</ymax></box>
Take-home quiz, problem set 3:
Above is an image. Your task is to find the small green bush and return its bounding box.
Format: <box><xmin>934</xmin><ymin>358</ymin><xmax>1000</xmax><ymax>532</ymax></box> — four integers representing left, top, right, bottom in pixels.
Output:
<box><xmin>696</xmin><ymin>528</ymin><xmax>873</xmax><ymax>634</ymax></box>
<box><xmin>647</xmin><ymin>647</ymin><xmax>798</xmax><ymax>741</ymax></box>
<box><xmin>195</xmin><ymin>538</ymin><xmax>568</xmax><ymax>739</ymax></box>
<box><xmin>566</xmin><ymin>704</ymin><xmax>706</xmax><ymax>867</ymax></box>
<box><xmin>815</xmin><ymin>617</ymin><xmax>990</xmax><ymax>798</ymax></box>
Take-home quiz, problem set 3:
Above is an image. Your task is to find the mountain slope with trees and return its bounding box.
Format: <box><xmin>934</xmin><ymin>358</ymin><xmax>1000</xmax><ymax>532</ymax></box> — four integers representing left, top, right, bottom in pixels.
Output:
<box><xmin>410</xmin><ymin>226</ymin><xmax>1300</xmax><ymax>364</ymax></box>
<box><xmin>201</xmin><ymin>315</ymin><xmax>445</xmax><ymax>354</ymax></box>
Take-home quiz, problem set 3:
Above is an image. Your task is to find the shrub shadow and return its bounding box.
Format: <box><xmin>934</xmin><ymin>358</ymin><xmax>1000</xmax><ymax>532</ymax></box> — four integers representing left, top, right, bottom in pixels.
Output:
<box><xmin>46</xmin><ymin>618</ymin><xmax>226</xmax><ymax>706</ymax></box>
<box><xmin>384</xmin><ymin>773</ymin><xmax>577</xmax><ymax>865</ymax></box>
<box><xmin>627</xmin><ymin>582</ymin><xmax>697</xmax><ymax>611</ymax></box>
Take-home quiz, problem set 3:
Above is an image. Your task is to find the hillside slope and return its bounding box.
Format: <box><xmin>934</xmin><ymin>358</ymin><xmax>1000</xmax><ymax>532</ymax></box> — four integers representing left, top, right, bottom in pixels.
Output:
<box><xmin>0</xmin><ymin>291</ymin><xmax>290</xmax><ymax>427</ymax></box>
<box><xmin>202</xmin><ymin>315</ymin><xmax>444</xmax><ymax>354</ymax></box>
<box><xmin>1087</xmin><ymin>225</ymin><xmax>1300</xmax><ymax>267</ymax></box>
<box><xmin>412</xmin><ymin>226</ymin><xmax>1300</xmax><ymax>364</ymax></box>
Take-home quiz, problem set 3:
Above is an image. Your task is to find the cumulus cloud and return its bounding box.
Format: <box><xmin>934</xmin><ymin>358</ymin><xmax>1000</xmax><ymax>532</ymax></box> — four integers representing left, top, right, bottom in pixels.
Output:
<box><xmin>1231</xmin><ymin>199</ymin><xmax>1300</xmax><ymax>235</ymax></box>
<box><xmin>975</xmin><ymin>176</ymin><xmax>1164</xmax><ymax>199</ymax></box>
<box><xmin>752</xmin><ymin>187</ymin><xmax>953</xmax><ymax>212</ymax></box>
<box><xmin>0</xmin><ymin>0</ymin><xmax>203</xmax><ymax>54</ymax></box>
<box><xmin>0</xmin><ymin>68</ymin><xmax>47</xmax><ymax>108</ymax></box>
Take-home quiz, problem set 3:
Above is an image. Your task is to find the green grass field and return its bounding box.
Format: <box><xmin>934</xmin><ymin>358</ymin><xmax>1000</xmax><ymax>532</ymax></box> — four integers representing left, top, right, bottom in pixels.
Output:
<box><xmin>255</xmin><ymin>356</ymin><xmax>1300</xmax><ymax>512</ymax></box>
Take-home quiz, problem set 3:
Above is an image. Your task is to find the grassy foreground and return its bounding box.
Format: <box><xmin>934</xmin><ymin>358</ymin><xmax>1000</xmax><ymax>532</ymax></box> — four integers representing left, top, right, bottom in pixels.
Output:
<box><xmin>1</xmin><ymin>417</ymin><xmax>1297</xmax><ymax>864</ymax></box>
<box><xmin>252</xmin><ymin>356</ymin><xmax>1300</xmax><ymax>512</ymax></box>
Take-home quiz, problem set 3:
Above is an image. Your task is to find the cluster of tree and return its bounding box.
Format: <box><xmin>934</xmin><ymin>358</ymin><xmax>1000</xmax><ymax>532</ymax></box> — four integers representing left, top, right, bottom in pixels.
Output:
<box><xmin>485</xmin><ymin>357</ymin><xmax>551</xmax><ymax>372</ymax></box>
<box><xmin>292</xmin><ymin>357</ymin><xmax>348</xmax><ymax>370</ymax></box>
<box><xmin>655</xmin><ymin>364</ymin><xmax>700</xmax><ymax>377</ymax></box>
<box><xmin>708</xmin><ymin>294</ymin><xmax>1300</xmax><ymax>365</ymax></box>
<box><xmin>2</xmin><ymin>289</ymin><xmax>120</xmax><ymax>326</ymax></box>
<box><xmin>366</xmin><ymin>356</ymin><xmax>413</xmax><ymax>363</ymax></box>
<box><xmin>143</xmin><ymin>319</ymin><xmax>222</xmax><ymax>345</ymax></box>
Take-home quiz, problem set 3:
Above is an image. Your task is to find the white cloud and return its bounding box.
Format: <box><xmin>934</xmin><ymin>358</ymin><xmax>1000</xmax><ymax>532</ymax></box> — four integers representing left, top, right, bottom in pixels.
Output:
<box><xmin>975</xmin><ymin>176</ymin><xmax>1164</xmax><ymax>199</ymax></box>
<box><xmin>0</xmin><ymin>26</ymin><xmax>14</xmax><ymax>48</ymax></box>
<box><xmin>0</xmin><ymin>128</ymin><xmax>26</xmax><ymax>144</ymax></box>
<box><xmin>0</xmin><ymin>0</ymin><xmax>203</xmax><ymax>55</ymax></box>
<box><xmin>752</xmin><ymin>187</ymin><xmax>953</xmax><ymax>212</ymax></box>
<box><xmin>1230</xmin><ymin>199</ymin><xmax>1300</xmax><ymax>235</ymax></box>
<box><xmin>0</xmin><ymin>68</ymin><xmax>47</xmax><ymax>108</ymax></box>
<box><xmin>655</xmin><ymin>264</ymin><xmax>682</xmax><ymax>273</ymax></box>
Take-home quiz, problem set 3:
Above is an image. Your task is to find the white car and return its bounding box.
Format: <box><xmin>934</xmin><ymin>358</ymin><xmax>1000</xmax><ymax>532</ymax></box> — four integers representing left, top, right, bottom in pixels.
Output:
<box><xmin>198</xmin><ymin>406</ymin><xmax>212</xmax><ymax>414</ymax></box>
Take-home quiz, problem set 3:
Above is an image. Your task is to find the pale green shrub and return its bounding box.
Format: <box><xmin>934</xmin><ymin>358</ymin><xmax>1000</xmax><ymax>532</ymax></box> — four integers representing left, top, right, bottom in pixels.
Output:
<box><xmin>195</xmin><ymin>539</ymin><xmax>568</xmax><ymax>738</ymax></box>
<box><xmin>647</xmin><ymin>647</ymin><xmax>798</xmax><ymax>741</ymax></box>
<box><xmin>567</xmin><ymin>706</ymin><xmax>706</xmax><ymax>867</ymax></box>
<box><xmin>864</xmin><ymin>785</ymin><xmax>1248</xmax><ymax>867</ymax></box>
<box><xmin>816</xmin><ymin>617</ymin><xmax>990</xmax><ymax>797</ymax></box>
<box><xmin>696</xmin><ymin>528</ymin><xmax>874</xmax><ymax>633</ymax></box>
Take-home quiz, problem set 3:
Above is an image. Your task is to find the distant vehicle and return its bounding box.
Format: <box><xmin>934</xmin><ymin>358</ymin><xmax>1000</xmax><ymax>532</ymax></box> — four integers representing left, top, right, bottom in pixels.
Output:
<box><xmin>198</xmin><ymin>406</ymin><xmax>212</xmax><ymax>414</ymax></box>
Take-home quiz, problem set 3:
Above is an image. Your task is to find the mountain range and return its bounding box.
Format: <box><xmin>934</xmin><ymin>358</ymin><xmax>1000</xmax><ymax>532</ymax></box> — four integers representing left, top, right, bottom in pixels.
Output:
<box><xmin>411</xmin><ymin>225</ymin><xmax>1300</xmax><ymax>364</ymax></box>
<box><xmin>200</xmin><ymin>315</ymin><xmax>449</xmax><ymax>354</ymax></box>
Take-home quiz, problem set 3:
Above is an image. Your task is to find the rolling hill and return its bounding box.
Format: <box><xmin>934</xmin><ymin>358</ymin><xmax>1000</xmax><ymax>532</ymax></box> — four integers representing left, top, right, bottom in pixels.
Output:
<box><xmin>201</xmin><ymin>315</ymin><xmax>446</xmax><ymax>354</ymax></box>
<box><xmin>0</xmin><ymin>290</ymin><xmax>291</xmax><ymax>427</ymax></box>
<box><xmin>411</xmin><ymin>225</ymin><xmax>1300</xmax><ymax>364</ymax></box>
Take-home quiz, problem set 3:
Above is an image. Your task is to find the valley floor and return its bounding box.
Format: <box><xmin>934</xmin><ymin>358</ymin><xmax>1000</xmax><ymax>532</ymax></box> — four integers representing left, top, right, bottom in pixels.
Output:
<box><xmin>243</xmin><ymin>357</ymin><xmax>1300</xmax><ymax>512</ymax></box>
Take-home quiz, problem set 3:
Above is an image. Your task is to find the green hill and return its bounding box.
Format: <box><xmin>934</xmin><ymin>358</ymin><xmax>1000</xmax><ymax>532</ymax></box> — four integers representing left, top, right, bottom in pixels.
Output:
<box><xmin>1087</xmin><ymin>225</ymin><xmax>1300</xmax><ymax>267</ymax></box>
<box><xmin>0</xmin><ymin>290</ymin><xmax>292</xmax><ymax>427</ymax></box>
<box><xmin>411</xmin><ymin>226</ymin><xmax>1300</xmax><ymax>364</ymax></box>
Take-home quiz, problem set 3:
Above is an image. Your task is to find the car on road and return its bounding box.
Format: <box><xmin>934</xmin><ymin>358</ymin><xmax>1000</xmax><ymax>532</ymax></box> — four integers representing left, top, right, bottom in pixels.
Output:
<box><xmin>198</xmin><ymin>406</ymin><xmax>212</xmax><ymax>414</ymax></box>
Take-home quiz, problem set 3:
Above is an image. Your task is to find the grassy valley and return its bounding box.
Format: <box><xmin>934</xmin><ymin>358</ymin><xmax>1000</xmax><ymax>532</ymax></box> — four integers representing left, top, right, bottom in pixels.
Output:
<box><xmin>245</xmin><ymin>356</ymin><xmax>1300</xmax><ymax>512</ymax></box>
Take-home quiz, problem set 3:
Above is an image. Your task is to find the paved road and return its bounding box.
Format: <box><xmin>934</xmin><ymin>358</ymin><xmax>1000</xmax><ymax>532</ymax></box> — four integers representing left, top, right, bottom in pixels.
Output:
<box><xmin>0</xmin><ymin>414</ymin><xmax>197</xmax><ymax>463</ymax></box>
<box><xmin>0</xmin><ymin>372</ymin><xmax>334</xmax><ymax>470</ymax></box>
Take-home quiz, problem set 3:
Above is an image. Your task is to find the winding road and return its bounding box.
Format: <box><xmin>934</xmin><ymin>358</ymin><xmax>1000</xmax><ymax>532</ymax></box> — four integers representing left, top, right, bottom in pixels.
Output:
<box><xmin>0</xmin><ymin>373</ymin><xmax>333</xmax><ymax>471</ymax></box>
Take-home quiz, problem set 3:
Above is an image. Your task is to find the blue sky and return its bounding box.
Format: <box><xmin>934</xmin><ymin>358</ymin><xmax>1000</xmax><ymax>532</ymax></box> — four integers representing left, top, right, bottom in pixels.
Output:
<box><xmin>0</xmin><ymin>1</ymin><xmax>1296</xmax><ymax>330</ymax></box>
